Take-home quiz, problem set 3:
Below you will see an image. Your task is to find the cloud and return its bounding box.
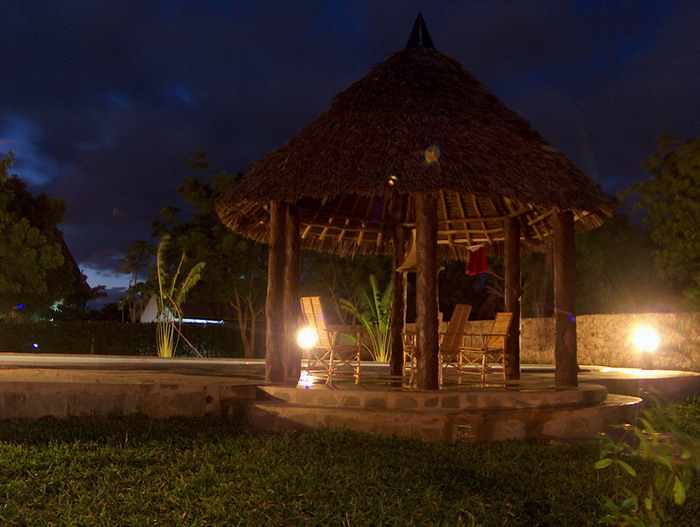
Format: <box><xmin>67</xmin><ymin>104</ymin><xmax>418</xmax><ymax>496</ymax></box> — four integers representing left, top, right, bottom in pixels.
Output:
<box><xmin>86</xmin><ymin>285</ymin><xmax>129</xmax><ymax>310</ymax></box>
<box><xmin>0</xmin><ymin>115</ymin><xmax>66</xmax><ymax>186</ymax></box>
<box><xmin>1</xmin><ymin>0</ymin><xmax>698</xmax><ymax>297</ymax></box>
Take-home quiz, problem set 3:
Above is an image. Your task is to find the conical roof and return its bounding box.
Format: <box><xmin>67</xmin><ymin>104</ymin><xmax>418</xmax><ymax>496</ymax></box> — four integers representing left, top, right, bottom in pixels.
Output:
<box><xmin>216</xmin><ymin>17</ymin><xmax>612</xmax><ymax>257</ymax></box>
<box><xmin>405</xmin><ymin>12</ymin><xmax>435</xmax><ymax>49</ymax></box>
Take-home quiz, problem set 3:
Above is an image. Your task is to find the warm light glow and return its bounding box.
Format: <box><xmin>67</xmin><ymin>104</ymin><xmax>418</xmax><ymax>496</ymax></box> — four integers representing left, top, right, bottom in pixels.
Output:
<box><xmin>298</xmin><ymin>371</ymin><xmax>314</xmax><ymax>388</ymax></box>
<box><xmin>296</xmin><ymin>326</ymin><xmax>319</xmax><ymax>349</ymax></box>
<box><xmin>424</xmin><ymin>145</ymin><xmax>441</xmax><ymax>165</ymax></box>
<box><xmin>632</xmin><ymin>326</ymin><xmax>660</xmax><ymax>353</ymax></box>
<box><xmin>386</xmin><ymin>174</ymin><xmax>399</xmax><ymax>186</ymax></box>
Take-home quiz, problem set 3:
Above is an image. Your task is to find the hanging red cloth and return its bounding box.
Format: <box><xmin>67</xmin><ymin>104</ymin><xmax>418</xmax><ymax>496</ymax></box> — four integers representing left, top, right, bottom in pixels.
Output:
<box><xmin>466</xmin><ymin>246</ymin><xmax>488</xmax><ymax>275</ymax></box>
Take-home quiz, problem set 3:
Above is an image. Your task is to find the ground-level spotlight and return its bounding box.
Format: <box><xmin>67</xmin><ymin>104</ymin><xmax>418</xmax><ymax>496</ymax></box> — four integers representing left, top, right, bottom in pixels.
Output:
<box><xmin>632</xmin><ymin>326</ymin><xmax>660</xmax><ymax>369</ymax></box>
<box><xmin>296</xmin><ymin>326</ymin><xmax>319</xmax><ymax>350</ymax></box>
<box><xmin>296</xmin><ymin>327</ymin><xmax>319</xmax><ymax>388</ymax></box>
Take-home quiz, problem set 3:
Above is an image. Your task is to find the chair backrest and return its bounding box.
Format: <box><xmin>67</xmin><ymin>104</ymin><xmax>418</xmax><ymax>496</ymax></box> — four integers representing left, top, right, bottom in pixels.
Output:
<box><xmin>440</xmin><ymin>304</ymin><xmax>472</xmax><ymax>352</ymax></box>
<box><xmin>300</xmin><ymin>296</ymin><xmax>333</xmax><ymax>348</ymax></box>
<box><xmin>486</xmin><ymin>312</ymin><xmax>513</xmax><ymax>349</ymax></box>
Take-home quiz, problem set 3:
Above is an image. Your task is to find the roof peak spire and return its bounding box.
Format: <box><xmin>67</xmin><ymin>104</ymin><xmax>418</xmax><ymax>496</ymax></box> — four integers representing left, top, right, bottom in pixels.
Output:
<box><xmin>405</xmin><ymin>13</ymin><xmax>435</xmax><ymax>50</ymax></box>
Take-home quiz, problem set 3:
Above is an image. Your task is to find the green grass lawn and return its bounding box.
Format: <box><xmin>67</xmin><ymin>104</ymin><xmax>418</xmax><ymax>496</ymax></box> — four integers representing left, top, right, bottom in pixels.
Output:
<box><xmin>1</xmin><ymin>401</ymin><xmax>699</xmax><ymax>526</ymax></box>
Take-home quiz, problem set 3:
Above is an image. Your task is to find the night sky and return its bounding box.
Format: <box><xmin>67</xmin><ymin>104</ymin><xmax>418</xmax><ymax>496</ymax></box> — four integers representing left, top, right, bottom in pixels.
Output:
<box><xmin>1</xmin><ymin>1</ymin><xmax>698</xmax><ymax>304</ymax></box>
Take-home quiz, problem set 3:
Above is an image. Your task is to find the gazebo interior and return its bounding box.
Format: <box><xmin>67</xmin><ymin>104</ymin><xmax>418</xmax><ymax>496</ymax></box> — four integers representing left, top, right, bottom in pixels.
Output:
<box><xmin>216</xmin><ymin>14</ymin><xmax>613</xmax><ymax>392</ymax></box>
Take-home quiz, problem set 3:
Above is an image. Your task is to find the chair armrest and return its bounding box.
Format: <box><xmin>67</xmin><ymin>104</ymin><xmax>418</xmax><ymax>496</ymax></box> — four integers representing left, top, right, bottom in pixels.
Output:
<box><xmin>459</xmin><ymin>331</ymin><xmax>509</xmax><ymax>349</ymax></box>
<box><xmin>327</xmin><ymin>324</ymin><xmax>365</xmax><ymax>342</ymax></box>
<box><xmin>461</xmin><ymin>332</ymin><xmax>509</xmax><ymax>338</ymax></box>
<box><xmin>327</xmin><ymin>324</ymin><xmax>362</xmax><ymax>333</ymax></box>
<box><xmin>324</xmin><ymin>325</ymin><xmax>364</xmax><ymax>349</ymax></box>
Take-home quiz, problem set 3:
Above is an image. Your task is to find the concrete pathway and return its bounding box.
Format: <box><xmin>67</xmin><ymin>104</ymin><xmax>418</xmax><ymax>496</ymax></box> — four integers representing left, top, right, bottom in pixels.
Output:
<box><xmin>0</xmin><ymin>353</ymin><xmax>698</xmax><ymax>422</ymax></box>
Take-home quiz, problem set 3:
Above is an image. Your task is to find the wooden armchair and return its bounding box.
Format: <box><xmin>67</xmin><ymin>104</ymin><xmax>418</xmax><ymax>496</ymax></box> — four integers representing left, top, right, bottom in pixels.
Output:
<box><xmin>438</xmin><ymin>304</ymin><xmax>473</xmax><ymax>383</ymax></box>
<box><xmin>403</xmin><ymin>304</ymin><xmax>472</xmax><ymax>386</ymax></box>
<box><xmin>300</xmin><ymin>296</ymin><xmax>362</xmax><ymax>384</ymax></box>
<box><xmin>457</xmin><ymin>312</ymin><xmax>513</xmax><ymax>382</ymax></box>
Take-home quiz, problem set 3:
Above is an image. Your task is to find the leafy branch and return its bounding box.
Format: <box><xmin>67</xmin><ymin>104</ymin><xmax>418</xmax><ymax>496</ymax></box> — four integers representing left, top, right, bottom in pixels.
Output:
<box><xmin>595</xmin><ymin>410</ymin><xmax>700</xmax><ymax>526</ymax></box>
<box><xmin>340</xmin><ymin>275</ymin><xmax>392</xmax><ymax>362</ymax></box>
<box><xmin>155</xmin><ymin>237</ymin><xmax>205</xmax><ymax>358</ymax></box>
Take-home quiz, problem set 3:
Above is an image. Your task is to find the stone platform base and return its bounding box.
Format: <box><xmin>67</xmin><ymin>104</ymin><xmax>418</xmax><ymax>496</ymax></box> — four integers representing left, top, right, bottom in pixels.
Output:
<box><xmin>0</xmin><ymin>355</ymin><xmax>263</xmax><ymax>420</ymax></box>
<box><xmin>248</xmin><ymin>383</ymin><xmax>643</xmax><ymax>443</ymax></box>
<box><xmin>0</xmin><ymin>381</ymin><xmax>257</xmax><ymax>420</ymax></box>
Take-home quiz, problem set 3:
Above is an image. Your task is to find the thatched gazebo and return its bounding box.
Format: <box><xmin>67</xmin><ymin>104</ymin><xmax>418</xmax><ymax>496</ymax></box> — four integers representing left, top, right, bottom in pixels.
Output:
<box><xmin>216</xmin><ymin>15</ymin><xmax>612</xmax><ymax>390</ymax></box>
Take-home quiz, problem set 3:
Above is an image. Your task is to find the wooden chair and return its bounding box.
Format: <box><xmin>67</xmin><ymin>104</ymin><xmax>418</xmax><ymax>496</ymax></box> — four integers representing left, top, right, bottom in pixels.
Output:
<box><xmin>402</xmin><ymin>331</ymin><xmax>417</xmax><ymax>385</ymax></box>
<box><xmin>299</xmin><ymin>296</ymin><xmax>362</xmax><ymax>384</ymax></box>
<box><xmin>438</xmin><ymin>304</ymin><xmax>473</xmax><ymax>383</ymax></box>
<box><xmin>403</xmin><ymin>305</ymin><xmax>471</xmax><ymax>386</ymax></box>
<box><xmin>457</xmin><ymin>312</ymin><xmax>514</xmax><ymax>382</ymax></box>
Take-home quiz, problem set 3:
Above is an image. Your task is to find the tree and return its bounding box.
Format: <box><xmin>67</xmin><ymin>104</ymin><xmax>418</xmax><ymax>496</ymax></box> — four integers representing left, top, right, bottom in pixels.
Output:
<box><xmin>437</xmin><ymin>259</ymin><xmax>502</xmax><ymax>320</ymax></box>
<box><xmin>125</xmin><ymin>151</ymin><xmax>269</xmax><ymax>357</ymax></box>
<box><xmin>300</xmin><ymin>250</ymin><xmax>391</xmax><ymax>323</ymax></box>
<box><xmin>631</xmin><ymin>134</ymin><xmax>700</xmax><ymax>305</ymax></box>
<box><xmin>575</xmin><ymin>215</ymin><xmax>684</xmax><ymax>313</ymax></box>
<box><xmin>0</xmin><ymin>152</ymin><xmax>99</xmax><ymax>318</ymax></box>
<box><xmin>119</xmin><ymin>240</ymin><xmax>156</xmax><ymax>323</ymax></box>
<box><xmin>1</xmin><ymin>152</ymin><xmax>103</xmax><ymax>319</ymax></box>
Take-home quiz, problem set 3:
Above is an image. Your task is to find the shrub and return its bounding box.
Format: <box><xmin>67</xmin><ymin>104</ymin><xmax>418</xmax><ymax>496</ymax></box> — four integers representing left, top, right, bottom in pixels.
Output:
<box><xmin>0</xmin><ymin>321</ymin><xmax>245</xmax><ymax>357</ymax></box>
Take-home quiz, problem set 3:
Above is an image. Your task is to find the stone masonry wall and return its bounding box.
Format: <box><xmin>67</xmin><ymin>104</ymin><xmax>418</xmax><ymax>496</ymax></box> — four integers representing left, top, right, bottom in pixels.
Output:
<box><xmin>461</xmin><ymin>313</ymin><xmax>700</xmax><ymax>371</ymax></box>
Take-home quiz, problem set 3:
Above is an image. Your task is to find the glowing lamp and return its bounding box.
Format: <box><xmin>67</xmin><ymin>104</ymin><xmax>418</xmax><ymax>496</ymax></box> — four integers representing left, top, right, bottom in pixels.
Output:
<box><xmin>296</xmin><ymin>327</ymin><xmax>319</xmax><ymax>350</ymax></box>
<box><xmin>424</xmin><ymin>145</ymin><xmax>441</xmax><ymax>165</ymax></box>
<box><xmin>632</xmin><ymin>326</ymin><xmax>660</xmax><ymax>353</ymax></box>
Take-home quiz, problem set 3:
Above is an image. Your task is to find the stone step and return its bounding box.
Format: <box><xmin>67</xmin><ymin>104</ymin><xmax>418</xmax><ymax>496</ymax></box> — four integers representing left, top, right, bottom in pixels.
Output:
<box><xmin>258</xmin><ymin>383</ymin><xmax>609</xmax><ymax>411</ymax></box>
<box><xmin>246</xmin><ymin>391</ymin><xmax>643</xmax><ymax>443</ymax></box>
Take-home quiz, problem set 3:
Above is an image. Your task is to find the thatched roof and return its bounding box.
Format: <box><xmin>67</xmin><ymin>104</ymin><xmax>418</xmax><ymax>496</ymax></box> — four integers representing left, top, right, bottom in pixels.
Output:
<box><xmin>216</xmin><ymin>17</ymin><xmax>612</xmax><ymax>257</ymax></box>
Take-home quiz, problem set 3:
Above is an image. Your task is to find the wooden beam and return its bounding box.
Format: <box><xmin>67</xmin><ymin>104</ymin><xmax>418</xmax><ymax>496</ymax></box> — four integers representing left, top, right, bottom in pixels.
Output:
<box><xmin>302</xmin><ymin>223</ymin><xmax>385</xmax><ymax>235</ymax></box>
<box><xmin>553</xmin><ymin>209</ymin><xmax>578</xmax><ymax>387</ymax></box>
<box><xmin>415</xmin><ymin>193</ymin><xmax>440</xmax><ymax>390</ymax></box>
<box><xmin>283</xmin><ymin>203</ymin><xmax>301</xmax><ymax>385</ymax></box>
<box><xmin>438</xmin><ymin>191</ymin><xmax>455</xmax><ymax>246</ymax></box>
<box><xmin>433</xmin><ymin>227</ymin><xmax>508</xmax><ymax>236</ymax></box>
<box><xmin>526</xmin><ymin>208</ymin><xmax>554</xmax><ymax>227</ymax></box>
<box><xmin>265</xmin><ymin>200</ymin><xmax>286</xmax><ymax>384</ymax></box>
<box><xmin>504</xmin><ymin>217</ymin><xmax>521</xmax><ymax>380</ymax></box>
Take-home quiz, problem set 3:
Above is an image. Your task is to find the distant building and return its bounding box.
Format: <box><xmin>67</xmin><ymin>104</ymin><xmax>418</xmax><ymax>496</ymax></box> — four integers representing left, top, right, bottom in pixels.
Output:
<box><xmin>139</xmin><ymin>296</ymin><xmax>236</xmax><ymax>324</ymax></box>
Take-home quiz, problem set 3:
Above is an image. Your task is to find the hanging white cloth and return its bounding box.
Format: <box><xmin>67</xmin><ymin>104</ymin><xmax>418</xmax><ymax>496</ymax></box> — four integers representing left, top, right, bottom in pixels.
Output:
<box><xmin>396</xmin><ymin>230</ymin><xmax>417</xmax><ymax>272</ymax></box>
<box><xmin>396</xmin><ymin>230</ymin><xmax>445</xmax><ymax>272</ymax></box>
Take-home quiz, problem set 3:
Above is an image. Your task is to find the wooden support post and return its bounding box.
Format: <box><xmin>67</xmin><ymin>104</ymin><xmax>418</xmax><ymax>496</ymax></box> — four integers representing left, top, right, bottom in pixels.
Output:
<box><xmin>390</xmin><ymin>224</ymin><xmax>406</xmax><ymax>377</ymax></box>
<box><xmin>504</xmin><ymin>217</ymin><xmax>521</xmax><ymax>380</ymax></box>
<box><xmin>265</xmin><ymin>200</ymin><xmax>286</xmax><ymax>384</ymax></box>
<box><xmin>415</xmin><ymin>193</ymin><xmax>439</xmax><ymax>390</ymax></box>
<box><xmin>283</xmin><ymin>203</ymin><xmax>301</xmax><ymax>385</ymax></box>
<box><xmin>553</xmin><ymin>209</ymin><xmax>578</xmax><ymax>387</ymax></box>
